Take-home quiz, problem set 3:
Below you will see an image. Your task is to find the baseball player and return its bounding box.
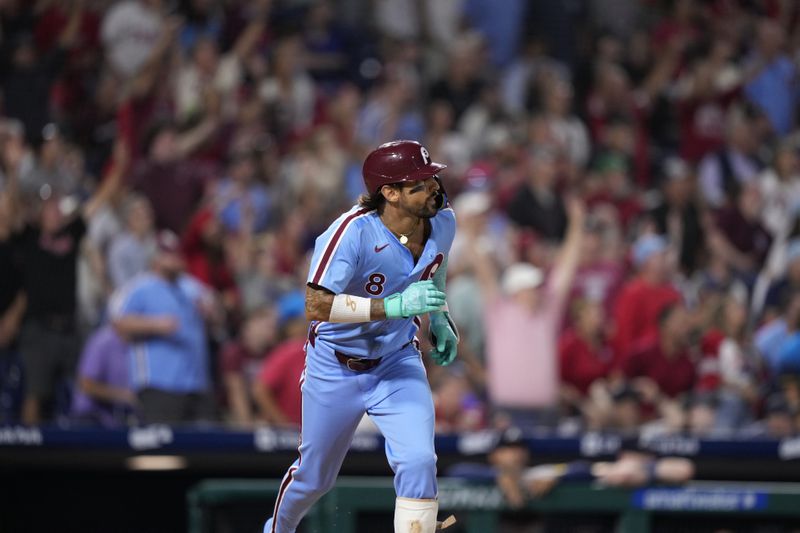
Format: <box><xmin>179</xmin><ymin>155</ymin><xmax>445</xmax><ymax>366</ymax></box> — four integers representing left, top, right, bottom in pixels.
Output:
<box><xmin>263</xmin><ymin>140</ymin><xmax>459</xmax><ymax>533</ymax></box>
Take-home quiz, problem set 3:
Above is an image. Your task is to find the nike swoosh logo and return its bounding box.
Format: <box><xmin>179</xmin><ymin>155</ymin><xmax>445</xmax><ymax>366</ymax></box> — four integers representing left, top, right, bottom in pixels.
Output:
<box><xmin>374</xmin><ymin>243</ymin><xmax>390</xmax><ymax>253</ymax></box>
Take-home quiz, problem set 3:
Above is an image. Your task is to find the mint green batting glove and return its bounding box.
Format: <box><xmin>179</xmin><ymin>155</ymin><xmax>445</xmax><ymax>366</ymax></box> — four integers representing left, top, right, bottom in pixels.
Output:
<box><xmin>384</xmin><ymin>280</ymin><xmax>446</xmax><ymax>319</ymax></box>
<box><xmin>429</xmin><ymin>311</ymin><xmax>459</xmax><ymax>366</ymax></box>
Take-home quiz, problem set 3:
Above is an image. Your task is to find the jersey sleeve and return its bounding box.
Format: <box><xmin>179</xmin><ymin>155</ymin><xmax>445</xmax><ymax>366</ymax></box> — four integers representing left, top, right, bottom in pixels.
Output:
<box><xmin>306</xmin><ymin>210</ymin><xmax>365</xmax><ymax>293</ymax></box>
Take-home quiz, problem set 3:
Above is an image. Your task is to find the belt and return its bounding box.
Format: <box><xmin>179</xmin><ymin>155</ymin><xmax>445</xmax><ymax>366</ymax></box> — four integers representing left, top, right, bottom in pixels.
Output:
<box><xmin>335</xmin><ymin>352</ymin><xmax>382</xmax><ymax>372</ymax></box>
<box><xmin>334</xmin><ymin>341</ymin><xmax>414</xmax><ymax>372</ymax></box>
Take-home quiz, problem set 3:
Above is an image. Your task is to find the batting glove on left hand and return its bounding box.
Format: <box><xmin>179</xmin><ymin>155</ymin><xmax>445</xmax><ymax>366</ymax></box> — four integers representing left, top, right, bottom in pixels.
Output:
<box><xmin>428</xmin><ymin>311</ymin><xmax>459</xmax><ymax>366</ymax></box>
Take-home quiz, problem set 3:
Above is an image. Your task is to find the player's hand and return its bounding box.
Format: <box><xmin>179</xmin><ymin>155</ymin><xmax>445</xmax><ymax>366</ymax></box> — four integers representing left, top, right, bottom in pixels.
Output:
<box><xmin>428</xmin><ymin>311</ymin><xmax>458</xmax><ymax>366</ymax></box>
<box><xmin>384</xmin><ymin>280</ymin><xmax>446</xmax><ymax>318</ymax></box>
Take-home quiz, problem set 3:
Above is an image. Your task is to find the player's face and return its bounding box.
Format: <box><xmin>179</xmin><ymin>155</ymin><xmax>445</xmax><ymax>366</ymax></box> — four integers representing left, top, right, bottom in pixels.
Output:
<box><xmin>399</xmin><ymin>177</ymin><xmax>440</xmax><ymax>218</ymax></box>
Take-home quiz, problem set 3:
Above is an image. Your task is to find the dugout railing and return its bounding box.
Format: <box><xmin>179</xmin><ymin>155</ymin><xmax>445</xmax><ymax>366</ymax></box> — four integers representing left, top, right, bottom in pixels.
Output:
<box><xmin>186</xmin><ymin>477</ymin><xmax>800</xmax><ymax>533</ymax></box>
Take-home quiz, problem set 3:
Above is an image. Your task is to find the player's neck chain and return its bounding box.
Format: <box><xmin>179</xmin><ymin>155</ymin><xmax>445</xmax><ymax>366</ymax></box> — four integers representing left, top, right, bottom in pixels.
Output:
<box><xmin>389</xmin><ymin>217</ymin><xmax>420</xmax><ymax>245</ymax></box>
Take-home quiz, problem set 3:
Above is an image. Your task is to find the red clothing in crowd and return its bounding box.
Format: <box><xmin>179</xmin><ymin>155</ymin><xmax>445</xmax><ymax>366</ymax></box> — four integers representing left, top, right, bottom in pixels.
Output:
<box><xmin>257</xmin><ymin>339</ymin><xmax>306</xmax><ymax>425</ymax></box>
<box><xmin>612</xmin><ymin>277</ymin><xmax>681</xmax><ymax>366</ymax></box>
<box><xmin>558</xmin><ymin>329</ymin><xmax>613</xmax><ymax>395</ymax></box>
<box><xmin>585</xmin><ymin>93</ymin><xmax>651</xmax><ymax>187</ymax></box>
<box><xmin>715</xmin><ymin>206</ymin><xmax>773</xmax><ymax>268</ymax></box>
<box><xmin>568</xmin><ymin>261</ymin><xmax>625</xmax><ymax>325</ymax></box>
<box><xmin>695</xmin><ymin>329</ymin><xmax>725</xmax><ymax>392</ymax></box>
<box><xmin>220</xmin><ymin>340</ymin><xmax>264</xmax><ymax>376</ymax></box>
<box><xmin>623</xmin><ymin>338</ymin><xmax>696</xmax><ymax>398</ymax></box>
<box><xmin>182</xmin><ymin>208</ymin><xmax>238</xmax><ymax>295</ymax></box>
<box><xmin>584</xmin><ymin>191</ymin><xmax>643</xmax><ymax>232</ymax></box>
<box><xmin>677</xmin><ymin>87</ymin><xmax>741</xmax><ymax>163</ymax></box>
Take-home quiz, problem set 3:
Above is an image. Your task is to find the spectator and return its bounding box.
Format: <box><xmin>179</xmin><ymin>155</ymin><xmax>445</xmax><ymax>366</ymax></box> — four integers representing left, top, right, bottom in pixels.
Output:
<box><xmin>585</xmin><ymin>59</ymin><xmax>675</xmax><ymax>188</ymax></box>
<box><xmin>648</xmin><ymin>157</ymin><xmax>706</xmax><ymax>275</ymax></box>
<box><xmin>127</xmin><ymin>120</ymin><xmax>218</xmax><ymax>233</ymax></box>
<box><xmin>459</xmin><ymin>83</ymin><xmax>511</xmax><ymax>159</ymax></box>
<box><xmin>433</xmin><ymin>368</ymin><xmax>485</xmax><ymax>433</ymax></box>
<box><xmin>473</xmin><ymin>197</ymin><xmax>585</xmax><ymax>424</ymax></box>
<box><xmin>538</xmin><ymin>75</ymin><xmax>591</xmax><ymax>173</ymax></box>
<box><xmin>612</xmin><ymin>234</ymin><xmax>681</xmax><ymax>365</ymax></box>
<box><xmin>697</xmin><ymin>289</ymin><xmax>760</xmax><ymax>432</ymax></box>
<box><xmin>462</xmin><ymin>0</ymin><xmax>525</xmax><ymax>68</ymax></box>
<box><xmin>709</xmin><ymin>181</ymin><xmax>772</xmax><ymax>279</ymax></box>
<box><xmin>584</xmin><ymin>152</ymin><xmax>642</xmax><ymax>232</ymax></box>
<box><xmin>506</xmin><ymin>146</ymin><xmax>568</xmax><ymax>242</ymax></box>
<box><xmin>501</xmin><ymin>36</ymin><xmax>569</xmax><ymax>116</ymax></box>
<box><xmin>19</xmin><ymin>124</ymin><xmax>81</xmax><ymax>200</ymax></box>
<box><xmin>621</xmin><ymin>303</ymin><xmax>697</xmax><ymax>410</ymax></box>
<box><xmin>220</xmin><ymin>307</ymin><xmax>278</xmax><ymax>427</ymax></box>
<box><xmin>558</xmin><ymin>299</ymin><xmax>613</xmax><ymax>412</ymax></box>
<box><xmin>70</xmin><ymin>324</ymin><xmax>133</xmax><ymax>427</ymax></box>
<box><xmin>744</xmin><ymin>19</ymin><xmax>798</xmax><ymax>137</ymax></box>
<box><xmin>110</xmin><ymin>230</ymin><xmax>217</xmax><ymax>425</ymax></box>
<box><xmin>604</xmin><ymin>384</ymin><xmax>644</xmax><ymax>433</ymax></box>
<box><xmin>674</xmin><ymin>39</ymin><xmax>742</xmax><ymax>163</ymax></box>
<box><xmin>10</xmin><ymin>143</ymin><xmax>125</xmax><ymax>425</ymax></box>
<box><xmin>214</xmin><ymin>149</ymin><xmax>272</xmax><ymax>234</ymax></box>
<box><xmin>356</xmin><ymin>69</ymin><xmax>424</xmax><ymax>148</ymax></box>
<box><xmin>107</xmin><ymin>193</ymin><xmax>157</xmax><ymax>289</ymax></box>
<box><xmin>173</xmin><ymin>9</ymin><xmax>266</xmax><ymax>124</ymax></box>
<box><xmin>428</xmin><ymin>34</ymin><xmax>486</xmax><ymax>121</ymax></box>
<box><xmin>259</xmin><ymin>35</ymin><xmax>318</xmax><ymax>143</ymax></box>
<box><xmin>252</xmin><ymin>291</ymin><xmax>307</xmax><ymax>427</ymax></box>
<box><xmin>2</xmin><ymin>4</ymin><xmax>82</xmax><ymax>146</ymax></box>
<box><xmin>181</xmin><ymin>207</ymin><xmax>238</xmax><ymax>314</ymax></box>
<box><xmin>229</xmin><ymin>232</ymin><xmax>294</xmax><ymax>315</ymax></box>
<box><xmin>759</xmin><ymin>140</ymin><xmax>800</xmax><ymax>240</ymax></box>
<box><xmin>698</xmin><ymin>107</ymin><xmax>762</xmax><ymax>208</ymax></box>
<box><xmin>423</xmin><ymin>100</ymin><xmax>471</xmax><ymax>180</ymax></box>
<box><xmin>302</xmin><ymin>0</ymin><xmax>350</xmax><ymax>86</ymax></box>
<box><xmin>568</xmin><ymin>207</ymin><xmax>625</xmax><ymax>322</ymax></box>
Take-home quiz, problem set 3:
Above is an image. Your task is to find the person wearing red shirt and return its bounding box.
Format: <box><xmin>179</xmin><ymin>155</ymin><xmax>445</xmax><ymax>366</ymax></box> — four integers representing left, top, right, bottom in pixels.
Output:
<box><xmin>559</xmin><ymin>299</ymin><xmax>613</xmax><ymax>398</ymax></box>
<box><xmin>181</xmin><ymin>207</ymin><xmax>239</xmax><ymax>314</ymax></box>
<box><xmin>253</xmin><ymin>292</ymin><xmax>307</xmax><ymax>426</ymax></box>
<box><xmin>612</xmin><ymin>234</ymin><xmax>681</xmax><ymax>368</ymax></box>
<box><xmin>622</xmin><ymin>304</ymin><xmax>697</xmax><ymax>402</ymax></box>
<box><xmin>219</xmin><ymin>307</ymin><xmax>279</xmax><ymax>426</ymax></box>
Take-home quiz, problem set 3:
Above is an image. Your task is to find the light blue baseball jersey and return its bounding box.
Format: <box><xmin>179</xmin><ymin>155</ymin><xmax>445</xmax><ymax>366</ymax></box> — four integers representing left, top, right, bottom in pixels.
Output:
<box><xmin>307</xmin><ymin>204</ymin><xmax>456</xmax><ymax>358</ymax></box>
<box><xmin>109</xmin><ymin>273</ymin><xmax>211</xmax><ymax>392</ymax></box>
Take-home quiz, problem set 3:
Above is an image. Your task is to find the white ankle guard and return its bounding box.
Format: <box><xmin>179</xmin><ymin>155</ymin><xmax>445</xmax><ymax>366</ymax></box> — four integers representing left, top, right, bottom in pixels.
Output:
<box><xmin>394</xmin><ymin>497</ymin><xmax>438</xmax><ymax>533</ymax></box>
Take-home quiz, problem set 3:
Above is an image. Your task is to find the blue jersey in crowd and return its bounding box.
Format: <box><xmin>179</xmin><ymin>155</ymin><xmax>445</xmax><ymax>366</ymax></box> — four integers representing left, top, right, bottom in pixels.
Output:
<box><xmin>307</xmin><ymin>204</ymin><xmax>456</xmax><ymax>358</ymax></box>
<box><xmin>110</xmin><ymin>273</ymin><xmax>210</xmax><ymax>393</ymax></box>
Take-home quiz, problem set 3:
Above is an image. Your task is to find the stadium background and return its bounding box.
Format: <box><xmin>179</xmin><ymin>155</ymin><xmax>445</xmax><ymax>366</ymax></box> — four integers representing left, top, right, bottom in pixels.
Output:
<box><xmin>4</xmin><ymin>0</ymin><xmax>800</xmax><ymax>531</ymax></box>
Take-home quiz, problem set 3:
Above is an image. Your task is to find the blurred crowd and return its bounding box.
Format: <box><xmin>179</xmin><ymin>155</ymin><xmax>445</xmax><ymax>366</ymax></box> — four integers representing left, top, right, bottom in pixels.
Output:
<box><xmin>2</xmin><ymin>0</ymin><xmax>800</xmax><ymax>438</ymax></box>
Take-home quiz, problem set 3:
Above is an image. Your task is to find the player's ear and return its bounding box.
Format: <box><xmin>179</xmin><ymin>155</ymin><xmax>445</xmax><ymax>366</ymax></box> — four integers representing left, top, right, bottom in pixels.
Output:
<box><xmin>380</xmin><ymin>184</ymin><xmax>400</xmax><ymax>203</ymax></box>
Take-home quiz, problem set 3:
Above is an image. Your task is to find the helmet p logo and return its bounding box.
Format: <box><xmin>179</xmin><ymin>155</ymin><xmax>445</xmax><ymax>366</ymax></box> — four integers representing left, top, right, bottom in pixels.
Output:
<box><xmin>420</xmin><ymin>146</ymin><xmax>430</xmax><ymax>165</ymax></box>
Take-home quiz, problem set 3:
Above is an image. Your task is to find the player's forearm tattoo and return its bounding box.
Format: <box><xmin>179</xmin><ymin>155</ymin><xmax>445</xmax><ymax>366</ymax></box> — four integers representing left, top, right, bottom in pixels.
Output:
<box><xmin>305</xmin><ymin>286</ymin><xmax>334</xmax><ymax>321</ymax></box>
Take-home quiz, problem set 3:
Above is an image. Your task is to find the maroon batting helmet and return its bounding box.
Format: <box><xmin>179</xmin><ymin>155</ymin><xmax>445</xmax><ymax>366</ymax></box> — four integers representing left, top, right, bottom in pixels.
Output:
<box><xmin>362</xmin><ymin>140</ymin><xmax>447</xmax><ymax>194</ymax></box>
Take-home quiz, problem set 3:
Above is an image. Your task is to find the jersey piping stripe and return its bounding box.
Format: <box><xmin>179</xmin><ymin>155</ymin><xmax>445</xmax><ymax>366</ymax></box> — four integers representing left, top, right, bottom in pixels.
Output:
<box><xmin>311</xmin><ymin>208</ymin><xmax>371</xmax><ymax>285</ymax></box>
<box><xmin>271</xmin><ymin>465</ymin><xmax>299</xmax><ymax>533</ymax></box>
